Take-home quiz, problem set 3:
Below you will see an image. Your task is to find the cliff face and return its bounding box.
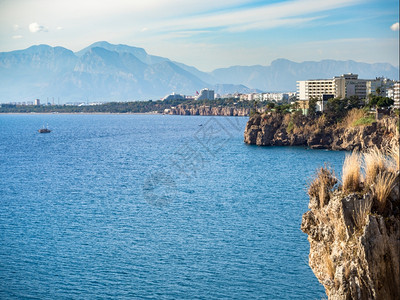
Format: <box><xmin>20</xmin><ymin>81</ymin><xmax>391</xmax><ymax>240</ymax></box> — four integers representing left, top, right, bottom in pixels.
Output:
<box><xmin>301</xmin><ymin>173</ymin><xmax>400</xmax><ymax>299</ymax></box>
<box><xmin>169</xmin><ymin>105</ymin><xmax>250</xmax><ymax>116</ymax></box>
<box><xmin>244</xmin><ymin>112</ymin><xmax>398</xmax><ymax>150</ymax></box>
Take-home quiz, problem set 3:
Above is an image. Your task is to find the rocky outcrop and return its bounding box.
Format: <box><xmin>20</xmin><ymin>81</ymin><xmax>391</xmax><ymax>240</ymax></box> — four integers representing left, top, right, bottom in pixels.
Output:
<box><xmin>169</xmin><ymin>105</ymin><xmax>250</xmax><ymax>116</ymax></box>
<box><xmin>244</xmin><ymin>112</ymin><xmax>398</xmax><ymax>151</ymax></box>
<box><xmin>301</xmin><ymin>171</ymin><xmax>400</xmax><ymax>299</ymax></box>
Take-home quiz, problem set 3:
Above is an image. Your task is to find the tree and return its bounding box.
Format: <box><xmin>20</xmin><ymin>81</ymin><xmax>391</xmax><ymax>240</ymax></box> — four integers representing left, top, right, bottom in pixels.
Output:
<box><xmin>376</xmin><ymin>97</ymin><xmax>394</xmax><ymax>108</ymax></box>
<box><xmin>308</xmin><ymin>97</ymin><xmax>318</xmax><ymax>118</ymax></box>
<box><xmin>266</xmin><ymin>102</ymin><xmax>275</xmax><ymax>109</ymax></box>
<box><xmin>325</xmin><ymin>98</ymin><xmax>347</xmax><ymax>122</ymax></box>
<box><xmin>347</xmin><ymin>96</ymin><xmax>362</xmax><ymax>110</ymax></box>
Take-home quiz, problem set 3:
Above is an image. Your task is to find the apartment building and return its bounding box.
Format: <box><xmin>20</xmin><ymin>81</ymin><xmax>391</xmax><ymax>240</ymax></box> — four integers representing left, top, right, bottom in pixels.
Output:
<box><xmin>387</xmin><ymin>81</ymin><xmax>400</xmax><ymax>109</ymax></box>
<box><xmin>297</xmin><ymin>73</ymin><xmax>367</xmax><ymax>101</ymax></box>
<box><xmin>162</xmin><ymin>92</ymin><xmax>185</xmax><ymax>101</ymax></box>
<box><xmin>366</xmin><ymin>77</ymin><xmax>395</xmax><ymax>97</ymax></box>
<box><xmin>262</xmin><ymin>93</ymin><xmax>289</xmax><ymax>102</ymax></box>
<box><xmin>195</xmin><ymin>88</ymin><xmax>214</xmax><ymax>100</ymax></box>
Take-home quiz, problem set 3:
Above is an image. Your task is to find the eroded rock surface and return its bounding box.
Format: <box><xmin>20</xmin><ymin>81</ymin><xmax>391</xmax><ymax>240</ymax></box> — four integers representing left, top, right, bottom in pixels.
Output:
<box><xmin>169</xmin><ymin>105</ymin><xmax>250</xmax><ymax>116</ymax></box>
<box><xmin>244</xmin><ymin>112</ymin><xmax>398</xmax><ymax>151</ymax></box>
<box><xmin>301</xmin><ymin>173</ymin><xmax>400</xmax><ymax>299</ymax></box>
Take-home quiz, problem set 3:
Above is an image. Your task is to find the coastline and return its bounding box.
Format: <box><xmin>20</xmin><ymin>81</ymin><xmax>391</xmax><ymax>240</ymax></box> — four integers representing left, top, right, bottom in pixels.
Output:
<box><xmin>0</xmin><ymin>112</ymin><xmax>162</xmax><ymax>115</ymax></box>
<box><xmin>244</xmin><ymin>111</ymin><xmax>399</xmax><ymax>151</ymax></box>
<box><xmin>0</xmin><ymin>111</ymin><xmax>249</xmax><ymax>117</ymax></box>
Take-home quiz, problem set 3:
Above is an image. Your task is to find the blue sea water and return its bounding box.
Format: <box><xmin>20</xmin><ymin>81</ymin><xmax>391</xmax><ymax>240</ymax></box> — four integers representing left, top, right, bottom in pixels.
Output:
<box><xmin>0</xmin><ymin>114</ymin><xmax>347</xmax><ymax>299</ymax></box>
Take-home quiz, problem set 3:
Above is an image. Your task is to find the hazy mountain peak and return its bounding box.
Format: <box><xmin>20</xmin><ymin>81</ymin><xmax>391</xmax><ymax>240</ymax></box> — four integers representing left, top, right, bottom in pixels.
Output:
<box><xmin>0</xmin><ymin>42</ymin><xmax>398</xmax><ymax>102</ymax></box>
<box><xmin>76</xmin><ymin>41</ymin><xmax>146</xmax><ymax>56</ymax></box>
<box><xmin>75</xmin><ymin>41</ymin><xmax>170</xmax><ymax>66</ymax></box>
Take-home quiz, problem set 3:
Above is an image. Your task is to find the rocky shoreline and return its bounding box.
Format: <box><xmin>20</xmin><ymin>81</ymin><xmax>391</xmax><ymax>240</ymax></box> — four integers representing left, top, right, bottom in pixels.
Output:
<box><xmin>244</xmin><ymin>112</ymin><xmax>399</xmax><ymax>151</ymax></box>
<box><xmin>168</xmin><ymin>105</ymin><xmax>250</xmax><ymax>116</ymax></box>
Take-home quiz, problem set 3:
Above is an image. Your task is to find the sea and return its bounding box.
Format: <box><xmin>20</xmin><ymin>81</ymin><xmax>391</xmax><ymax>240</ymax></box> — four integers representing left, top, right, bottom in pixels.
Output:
<box><xmin>0</xmin><ymin>114</ymin><xmax>347</xmax><ymax>299</ymax></box>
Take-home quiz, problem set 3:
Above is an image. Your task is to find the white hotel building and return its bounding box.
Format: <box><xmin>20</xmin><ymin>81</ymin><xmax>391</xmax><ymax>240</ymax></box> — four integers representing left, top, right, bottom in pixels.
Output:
<box><xmin>195</xmin><ymin>88</ymin><xmax>214</xmax><ymax>100</ymax></box>
<box><xmin>297</xmin><ymin>73</ymin><xmax>367</xmax><ymax>102</ymax></box>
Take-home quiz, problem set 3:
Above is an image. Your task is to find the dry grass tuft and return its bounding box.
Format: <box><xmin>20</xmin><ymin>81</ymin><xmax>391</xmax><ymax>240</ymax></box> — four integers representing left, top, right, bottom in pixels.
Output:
<box><xmin>334</xmin><ymin>219</ymin><xmax>347</xmax><ymax>241</ymax></box>
<box><xmin>316</xmin><ymin>114</ymin><xmax>327</xmax><ymax>128</ymax></box>
<box><xmin>308</xmin><ymin>166</ymin><xmax>337</xmax><ymax>207</ymax></box>
<box><xmin>352</xmin><ymin>196</ymin><xmax>373</xmax><ymax>232</ymax></box>
<box><xmin>363</xmin><ymin>147</ymin><xmax>386</xmax><ymax>186</ymax></box>
<box><xmin>372</xmin><ymin>171</ymin><xmax>397</xmax><ymax>213</ymax></box>
<box><xmin>340</xmin><ymin>109</ymin><xmax>365</xmax><ymax>128</ymax></box>
<box><xmin>388</xmin><ymin>143</ymin><xmax>400</xmax><ymax>172</ymax></box>
<box><xmin>342</xmin><ymin>152</ymin><xmax>362</xmax><ymax>193</ymax></box>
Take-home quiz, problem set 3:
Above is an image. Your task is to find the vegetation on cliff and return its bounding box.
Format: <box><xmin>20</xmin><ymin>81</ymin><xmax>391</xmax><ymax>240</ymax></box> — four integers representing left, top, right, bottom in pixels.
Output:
<box><xmin>302</xmin><ymin>144</ymin><xmax>400</xmax><ymax>299</ymax></box>
<box><xmin>244</xmin><ymin>108</ymin><xmax>398</xmax><ymax>151</ymax></box>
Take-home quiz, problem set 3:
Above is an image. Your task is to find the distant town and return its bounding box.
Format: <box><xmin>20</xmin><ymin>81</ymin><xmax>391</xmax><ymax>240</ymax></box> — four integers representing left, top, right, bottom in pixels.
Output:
<box><xmin>1</xmin><ymin>73</ymin><xmax>399</xmax><ymax>115</ymax></box>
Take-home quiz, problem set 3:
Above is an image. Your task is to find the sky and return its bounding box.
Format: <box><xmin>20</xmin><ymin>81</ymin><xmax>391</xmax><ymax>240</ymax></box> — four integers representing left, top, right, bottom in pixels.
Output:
<box><xmin>0</xmin><ymin>0</ymin><xmax>399</xmax><ymax>71</ymax></box>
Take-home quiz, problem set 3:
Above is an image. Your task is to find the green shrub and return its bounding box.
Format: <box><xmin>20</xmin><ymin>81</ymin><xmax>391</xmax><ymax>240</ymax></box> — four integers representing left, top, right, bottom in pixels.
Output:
<box><xmin>352</xmin><ymin>115</ymin><xmax>375</xmax><ymax>126</ymax></box>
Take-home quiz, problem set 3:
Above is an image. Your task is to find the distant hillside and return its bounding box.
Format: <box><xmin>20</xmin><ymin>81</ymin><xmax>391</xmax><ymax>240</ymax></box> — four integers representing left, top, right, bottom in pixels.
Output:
<box><xmin>211</xmin><ymin>59</ymin><xmax>399</xmax><ymax>91</ymax></box>
<box><xmin>0</xmin><ymin>42</ymin><xmax>398</xmax><ymax>102</ymax></box>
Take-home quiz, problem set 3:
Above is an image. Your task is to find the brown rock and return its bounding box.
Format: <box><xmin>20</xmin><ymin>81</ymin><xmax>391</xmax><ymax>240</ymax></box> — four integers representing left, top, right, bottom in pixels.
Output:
<box><xmin>244</xmin><ymin>113</ymin><xmax>399</xmax><ymax>151</ymax></box>
<box><xmin>301</xmin><ymin>174</ymin><xmax>400</xmax><ymax>299</ymax></box>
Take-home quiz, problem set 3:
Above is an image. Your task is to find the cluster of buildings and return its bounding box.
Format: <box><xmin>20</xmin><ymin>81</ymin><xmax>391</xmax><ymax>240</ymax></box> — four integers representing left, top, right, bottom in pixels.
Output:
<box><xmin>162</xmin><ymin>88</ymin><xmax>215</xmax><ymax>101</ymax></box>
<box><xmin>238</xmin><ymin>92</ymin><xmax>296</xmax><ymax>102</ymax></box>
<box><xmin>296</xmin><ymin>73</ymin><xmax>400</xmax><ymax>111</ymax></box>
<box><xmin>2</xmin><ymin>99</ymin><xmax>104</xmax><ymax>106</ymax></box>
<box><xmin>162</xmin><ymin>88</ymin><xmax>296</xmax><ymax>103</ymax></box>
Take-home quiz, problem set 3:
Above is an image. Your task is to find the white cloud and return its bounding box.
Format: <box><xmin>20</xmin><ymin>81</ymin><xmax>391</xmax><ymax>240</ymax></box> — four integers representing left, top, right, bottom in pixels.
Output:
<box><xmin>29</xmin><ymin>22</ymin><xmax>47</xmax><ymax>33</ymax></box>
<box><xmin>390</xmin><ymin>22</ymin><xmax>399</xmax><ymax>31</ymax></box>
<box><xmin>12</xmin><ymin>35</ymin><xmax>23</xmax><ymax>39</ymax></box>
<box><xmin>56</xmin><ymin>26</ymin><xmax>63</xmax><ymax>30</ymax></box>
<box><xmin>13</xmin><ymin>24</ymin><xmax>20</xmax><ymax>31</ymax></box>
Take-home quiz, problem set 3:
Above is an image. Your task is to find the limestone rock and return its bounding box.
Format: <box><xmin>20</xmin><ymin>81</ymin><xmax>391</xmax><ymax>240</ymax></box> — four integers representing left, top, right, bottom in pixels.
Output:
<box><xmin>244</xmin><ymin>113</ymin><xmax>399</xmax><ymax>151</ymax></box>
<box><xmin>301</xmin><ymin>173</ymin><xmax>400</xmax><ymax>299</ymax></box>
<box><xmin>169</xmin><ymin>105</ymin><xmax>250</xmax><ymax>116</ymax></box>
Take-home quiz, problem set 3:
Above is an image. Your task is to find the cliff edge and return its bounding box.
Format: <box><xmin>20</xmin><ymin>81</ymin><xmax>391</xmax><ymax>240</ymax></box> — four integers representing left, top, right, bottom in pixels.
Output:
<box><xmin>244</xmin><ymin>110</ymin><xmax>398</xmax><ymax>150</ymax></box>
<box><xmin>301</xmin><ymin>147</ymin><xmax>400</xmax><ymax>299</ymax></box>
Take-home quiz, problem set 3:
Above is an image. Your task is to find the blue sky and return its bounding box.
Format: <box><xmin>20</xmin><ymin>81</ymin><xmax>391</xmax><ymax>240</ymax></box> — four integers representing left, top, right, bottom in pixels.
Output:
<box><xmin>0</xmin><ymin>0</ymin><xmax>398</xmax><ymax>71</ymax></box>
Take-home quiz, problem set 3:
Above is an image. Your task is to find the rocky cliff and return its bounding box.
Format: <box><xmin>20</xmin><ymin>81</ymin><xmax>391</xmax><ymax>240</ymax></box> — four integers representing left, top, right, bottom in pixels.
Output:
<box><xmin>169</xmin><ymin>105</ymin><xmax>250</xmax><ymax>116</ymax></box>
<box><xmin>244</xmin><ymin>112</ymin><xmax>398</xmax><ymax>150</ymax></box>
<box><xmin>301</xmin><ymin>148</ymin><xmax>400</xmax><ymax>299</ymax></box>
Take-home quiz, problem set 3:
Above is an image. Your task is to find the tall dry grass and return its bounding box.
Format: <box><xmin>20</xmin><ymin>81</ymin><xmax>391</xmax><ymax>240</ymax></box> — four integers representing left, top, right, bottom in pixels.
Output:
<box><xmin>352</xmin><ymin>196</ymin><xmax>373</xmax><ymax>231</ymax></box>
<box><xmin>342</xmin><ymin>152</ymin><xmax>362</xmax><ymax>193</ymax></box>
<box><xmin>309</xmin><ymin>144</ymin><xmax>398</xmax><ymax>215</ymax></box>
<box><xmin>340</xmin><ymin>109</ymin><xmax>365</xmax><ymax>128</ymax></box>
<box><xmin>373</xmin><ymin>172</ymin><xmax>397</xmax><ymax>213</ymax></box>
<box><xmin>388</xmin><ymin>143</ymin><xmax>400</xmax><ymax>172</ymax></box>
<box><xmin>308</xmin><ymin>166</ymin><xmax>337</xmax><ymax>207</ymax></box>
<box><xmin>363</xmin><ymin>147</ymin><xmax>386</xmax><ymax>186</ymax></box>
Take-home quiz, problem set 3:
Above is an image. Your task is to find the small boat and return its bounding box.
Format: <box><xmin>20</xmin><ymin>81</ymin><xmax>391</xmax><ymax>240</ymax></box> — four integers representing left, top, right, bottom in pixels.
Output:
<box><xmin>38</xmin><ymin>128</ymin><xmax>51</xmax><ymax>133</ymax></box>
<box><xmin>38</xmin><ymin>125</ymin><xmax>51</xmax><ymax>133</ymax></box>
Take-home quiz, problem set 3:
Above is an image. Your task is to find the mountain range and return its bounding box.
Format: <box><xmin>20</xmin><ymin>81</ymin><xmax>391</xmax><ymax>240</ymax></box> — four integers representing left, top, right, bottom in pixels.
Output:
<box><xmin>0</xmin><ymin>41</ymin><xmax>398</xmax><ymax>103</ymax></box>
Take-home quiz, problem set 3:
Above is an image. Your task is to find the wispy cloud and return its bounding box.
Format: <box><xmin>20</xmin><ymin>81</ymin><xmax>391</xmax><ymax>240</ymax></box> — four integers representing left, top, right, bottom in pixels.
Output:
<box><xmin>390</xmin><ymin>22</ymin><xmax>399</xmax><ymax>31</ymax></box>
<box><xmin>29</xmin><ymin>22</ymin><xmax>47</xmax><ymax>33</ymax></box>
<box><xmin>12</xmin><ymin>35</ymin><xmax>23</xmax><ymax>39</ymax></box>
<box><xmin>142</xmin><ymin>0</ymin><xmax>362</xmax><ymax>34</ymax></box>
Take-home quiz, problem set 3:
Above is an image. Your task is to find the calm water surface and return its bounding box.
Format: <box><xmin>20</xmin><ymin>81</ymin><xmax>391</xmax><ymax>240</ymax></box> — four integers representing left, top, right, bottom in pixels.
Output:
<box><xmin>0</xmin><ymin>114</ymin><xmax>346</xmax><ymax>299</ymax></box>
